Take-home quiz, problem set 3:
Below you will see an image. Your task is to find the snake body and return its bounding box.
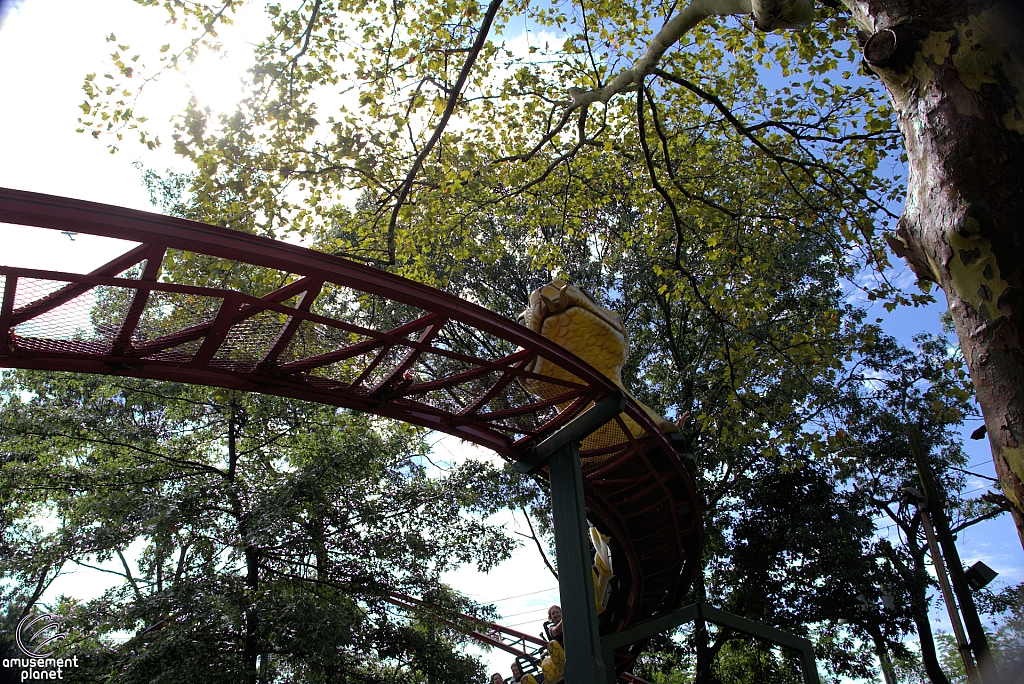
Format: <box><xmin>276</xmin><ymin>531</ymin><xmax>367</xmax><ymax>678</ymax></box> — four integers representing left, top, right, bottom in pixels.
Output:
<box><xmin>518</xmin><ymin>279</ymin><xmax>677</xmax><ymax>438</ymax></box>
<box><xmin>517</xmin><ymin>280</ymin><xmax>699</xmax><ymax>679</ymax></box>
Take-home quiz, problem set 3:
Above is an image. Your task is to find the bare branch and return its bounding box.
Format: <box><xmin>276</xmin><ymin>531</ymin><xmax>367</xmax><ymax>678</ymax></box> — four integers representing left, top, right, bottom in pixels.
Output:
<box><xmin>116</xmin><ymin>547</ymin><xmax>145</xmax><ymax>602</ymax></box>
<box><xmin>518</xmin><ymin>507</ymin><xmax>558</xmax><ymax>580</ymax></box>
<box><xmin>566</xmin><ymin>0</ymin><xmax>752</xmax><ymax>109</ymax></box>
<box><xmin>951</xmin><ymin>508</ymin><xmax>1006</xmax><ymax>534</ymax></box>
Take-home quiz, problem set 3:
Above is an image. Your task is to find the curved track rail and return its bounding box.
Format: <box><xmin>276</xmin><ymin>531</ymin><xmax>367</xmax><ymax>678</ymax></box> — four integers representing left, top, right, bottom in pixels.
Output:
<box><xmin>0</xmin><ymin>188</ymin><xmax>702</xmax><ymax>677</ymax></box>
<box><xmin>387</xmin><ymin>593</ymin><xmax>649</xmax><ymax>683</ymax></box>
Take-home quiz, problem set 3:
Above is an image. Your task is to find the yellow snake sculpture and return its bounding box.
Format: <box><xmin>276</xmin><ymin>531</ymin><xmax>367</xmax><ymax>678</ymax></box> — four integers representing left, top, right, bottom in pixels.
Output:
<box><xmin>515</xmin><ymin>279</ymin><xmax>679</xmax><ymax>684</ymax></box>
<box><xmin>518</xmin><ymin>279</ymin><xmax>678</xmax><ymax>439</ymax></box>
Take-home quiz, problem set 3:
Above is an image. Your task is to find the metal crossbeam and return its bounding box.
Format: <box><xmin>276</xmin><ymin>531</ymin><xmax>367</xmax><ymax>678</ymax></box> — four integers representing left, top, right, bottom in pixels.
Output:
<box><xmin>602</xmin><ymin>602</ymin><xmax>821</xmax><ymax>684</ymax></box>
<box><xmin>514</xmin><ymin>391</ymin><xmax>626</xmax><ymax>474</ymax></box>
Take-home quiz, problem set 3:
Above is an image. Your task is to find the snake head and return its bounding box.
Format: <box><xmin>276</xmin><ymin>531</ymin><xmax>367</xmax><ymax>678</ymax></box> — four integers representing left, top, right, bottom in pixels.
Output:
<box><xmin>517</xmin><ymin>279</ymin><xmax>677</xmax><ymax>435</ymax></box>
<box><xmin>518</xmin><ymin>279</ymin><xmax>629</xmax><ymax>384</ymax></box>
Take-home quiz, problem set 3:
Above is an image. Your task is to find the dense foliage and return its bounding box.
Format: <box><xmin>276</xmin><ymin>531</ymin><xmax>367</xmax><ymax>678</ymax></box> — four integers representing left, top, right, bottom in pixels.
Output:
<box><xmin>0</xmin><ymin>371</ymin><xmax>519</xmax><ymax>682</ymax></box>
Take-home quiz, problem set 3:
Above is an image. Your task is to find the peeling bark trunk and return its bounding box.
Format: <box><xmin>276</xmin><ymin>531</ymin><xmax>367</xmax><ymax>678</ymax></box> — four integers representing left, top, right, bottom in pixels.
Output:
<box><xmin>851</xmin><ymin>0</ymin><xmax>1024</xmax><ymax>547</ymax></box>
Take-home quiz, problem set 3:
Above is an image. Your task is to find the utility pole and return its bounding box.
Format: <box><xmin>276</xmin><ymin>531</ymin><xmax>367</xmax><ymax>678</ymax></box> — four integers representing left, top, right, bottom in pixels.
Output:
<box><xmin>906</xmin><ymin>485</ymin><xmax>981</xmax><ymax>684</ymax></box>
<box><xmin>907</xmin><ymin>428</ymin><xmax>997</xmax><ymax>683</ymax></box>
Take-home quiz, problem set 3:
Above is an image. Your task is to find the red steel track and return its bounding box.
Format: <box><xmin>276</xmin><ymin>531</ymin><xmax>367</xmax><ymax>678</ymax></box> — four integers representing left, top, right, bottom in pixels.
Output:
<box><xmin>0</xmin><ymin>188</ymin><xmax>702</xmax><ymax>678</ymax></box>
<box><xmin>388</xmin><ymin>593</ymin><xmax>649</xmax><ymax>683</ymax></box>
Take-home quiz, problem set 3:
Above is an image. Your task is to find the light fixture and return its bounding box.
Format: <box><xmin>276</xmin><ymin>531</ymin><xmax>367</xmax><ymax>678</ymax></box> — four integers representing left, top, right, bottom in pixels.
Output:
<box><xmin>965</xmin><ymin>561</ymin><xmax>998</xmax><ymax>591</ymax></box>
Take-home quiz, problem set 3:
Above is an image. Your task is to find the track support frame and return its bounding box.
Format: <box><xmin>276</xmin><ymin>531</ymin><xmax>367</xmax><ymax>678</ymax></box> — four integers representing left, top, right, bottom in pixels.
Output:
<box><xmin>602</xmin><ymin>602</ymin><xmax>821</xmax><ymax>684</ymax></box>
<box><xmin>522</xmin><ymin>391</ymin><xmax>625</xmax><ymax>684</ymax></box>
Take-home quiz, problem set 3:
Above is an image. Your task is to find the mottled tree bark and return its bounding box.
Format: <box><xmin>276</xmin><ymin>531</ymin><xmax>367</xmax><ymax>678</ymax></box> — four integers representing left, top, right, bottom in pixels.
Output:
<box><xmin>849</xmin><ymin>0</ymin><xmax>1024</xmax><ymax>547</ymax></box>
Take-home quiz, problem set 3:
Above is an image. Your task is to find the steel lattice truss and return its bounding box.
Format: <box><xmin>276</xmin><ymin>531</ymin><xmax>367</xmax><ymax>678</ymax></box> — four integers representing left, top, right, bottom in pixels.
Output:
<box><xmin>0</xmin><ymin>188</ymin><xmax>702</xmax><ymax>676</ymax></box>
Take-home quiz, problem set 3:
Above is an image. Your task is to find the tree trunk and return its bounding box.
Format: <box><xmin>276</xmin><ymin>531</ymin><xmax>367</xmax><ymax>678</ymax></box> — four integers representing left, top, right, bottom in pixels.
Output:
<box><xmin>694</xmin><ymin>614</ymin><xmax>714</xmax><ymax>684</ymax></box>
<box><xmin>227</xmin><ymin>405</ymin><xmax>260</xmax><ymax>684</ymax></box>
<box><xmin>848</xmin><ymin>0</ymin><xmax>1024</xmax><ymax>547</ymax></box>
<box><xmin>865</xmin><ymin>621</ymin><xmax>897</xmax><ymax>684</ymax></box>
<box><xmin>692</xmin><ymin>575</ymin><xmax>724</xmax><ymax>684</ymax></box>
<box><xmin>244</xmin><ymin>546</ymin><xmax>260</xmax><ymax>684</ymax></box>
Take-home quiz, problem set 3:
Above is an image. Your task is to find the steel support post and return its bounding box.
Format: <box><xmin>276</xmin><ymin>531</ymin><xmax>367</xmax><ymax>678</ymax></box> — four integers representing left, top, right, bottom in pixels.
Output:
<box><xmin>602</xmin><ymin>603</ymin><xmax>820</xmax><ymax>684</ymax></box>
<box><xmin>549</xmin><ymin>438</ymin><xmax>611</xmax><ymax>684</ymax></box>
<box><xmin>517</xmin><ymin>391</ymin><xmax>623</xmax><ymax>684</ymax></box>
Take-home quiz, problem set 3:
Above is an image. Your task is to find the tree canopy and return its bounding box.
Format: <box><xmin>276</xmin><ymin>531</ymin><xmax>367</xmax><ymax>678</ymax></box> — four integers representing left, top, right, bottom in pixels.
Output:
<box><xmin>0</xmin><ymin>369</ymin><xmax>525</xmax><ymax>682</ymax></box>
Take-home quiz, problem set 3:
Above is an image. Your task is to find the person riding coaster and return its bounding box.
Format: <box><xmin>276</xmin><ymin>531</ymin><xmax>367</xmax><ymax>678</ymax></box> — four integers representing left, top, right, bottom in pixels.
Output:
<box><xmin>519</xmin><ymin>522</ymin><xmax>614</xmax><ymax>684</ymax></box>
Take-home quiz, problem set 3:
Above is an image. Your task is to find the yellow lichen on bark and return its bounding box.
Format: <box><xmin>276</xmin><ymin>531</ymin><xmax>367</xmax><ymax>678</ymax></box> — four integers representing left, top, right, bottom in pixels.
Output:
<box><xmin>949</xmin><ymin>9</ymin><xmax>1024</xmax><ymax>134</ymax></box>
<box><xmin>997</xmin><ymin>444</ymin><xmax>1024</xmax><ymax>519</ymax></box>
<box><xmin>887</xmin><ymin>11</ymin><xmax>1024</xmax><ymax>134</ymax></box>
<box><xmin>918</xmin><ymin>29</ymin><xmax>954</xmax><ymax>71</ymax></box>
<box><xmin>946</xmin><ymin>217</ymin><xmax>1011</xmax><ymax>321</ymax></box>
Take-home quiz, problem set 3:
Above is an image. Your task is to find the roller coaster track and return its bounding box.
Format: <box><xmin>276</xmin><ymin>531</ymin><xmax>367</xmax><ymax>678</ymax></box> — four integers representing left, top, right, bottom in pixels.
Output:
<box><xmin>0</xmin><ymin>188</ymin><xmax>702</xmax><ymax>679</ymax></box>
<box><xmin>386</xmin><ymin>592</ymin><xmax>652</xmax><ymax>683</ymax></box>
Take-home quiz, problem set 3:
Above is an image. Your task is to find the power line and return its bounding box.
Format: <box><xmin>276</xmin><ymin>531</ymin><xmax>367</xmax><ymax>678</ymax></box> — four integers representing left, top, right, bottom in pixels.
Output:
<box><xmin>498</xmin><ymin>606</ymin><xmax>550</xmax><ymax>620</ymax></box>
<box><xmin>481</xmin><ymin>586</ymin><xmax>559</xmax><ymax>605</ymax></box>
<box><xmin>505</xmin><ymin>618</ymin><xmax>548</xmax><ymax>630</ymax></box>
<box><xmin>948</xmin><ymin>465</ymin><xmax>999</xmax><ymax>482</ymax></box>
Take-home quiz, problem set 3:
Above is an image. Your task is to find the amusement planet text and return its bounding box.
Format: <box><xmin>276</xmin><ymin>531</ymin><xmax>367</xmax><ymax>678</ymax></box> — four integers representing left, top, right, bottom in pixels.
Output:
<box><xmin>2</xmin><ymin>656</ymin><xmax>79</xmax><ymax>681</ymax></box>
<box><xmin>9</xmin><ymin>612</ymin><xmax>79</xmax><ymax>681</ymax></box>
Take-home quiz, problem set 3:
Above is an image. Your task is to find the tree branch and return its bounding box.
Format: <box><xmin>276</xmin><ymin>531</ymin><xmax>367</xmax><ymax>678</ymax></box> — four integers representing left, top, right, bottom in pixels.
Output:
<box><xmin>116</xmin><ymin>547</ymin><xmax>145</xmax><ymax>603</ymax></box>
<box><xmin>951</xmin><ymin>508</ymin><xmax>1006</xmax><ymax>534</ymax></box>
<box><xmin>652</xmin><ymin>65</ymin><xmax>899</xmax><ymax>220</ymax></box>
<box><xmin>20</xmin><ymin>563</ymin><xmax>58</xmax><ymax>619</ymax></box>
<box><xmin>386</xmin><ymin>0</ymin><xmax>505</xmax><ymax>264</ymax></box>
<box><xmin>518</xmin><ymin>507</ymin><xmax>558</xmax><ymax>580</ymax></box>
<box><xmin>287</xmin><ymin>0</ymin><xmax>323</xmax><ymax>104</ymax></box>
<box><xmin>566</xmin><ymin>0</ymin><xmax>753</xmax><ymax>109</ymax></box>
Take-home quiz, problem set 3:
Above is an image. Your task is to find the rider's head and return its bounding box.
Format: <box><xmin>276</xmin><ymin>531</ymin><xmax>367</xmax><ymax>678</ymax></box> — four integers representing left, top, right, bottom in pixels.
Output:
<box><xmin>547</xmin><ymin>604</ymin><xmax>562</xmax><ymax>623</ymax></box>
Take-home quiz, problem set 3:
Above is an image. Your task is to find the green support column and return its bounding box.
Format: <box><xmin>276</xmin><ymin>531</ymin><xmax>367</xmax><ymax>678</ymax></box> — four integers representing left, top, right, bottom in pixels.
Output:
<box><xmin>549</xmin><ymin>438</ymin><xmax>611</xmax><ymax>684</ymax></box>
<box><xmin>516</xmin><ymin>389</ymin><xmax>626</xmax><ymax>684</ymax></box>
<box><xmin>516</xmin><ymin>392</ymin><xmax>624</xmax><ymax>684</ymax></box>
